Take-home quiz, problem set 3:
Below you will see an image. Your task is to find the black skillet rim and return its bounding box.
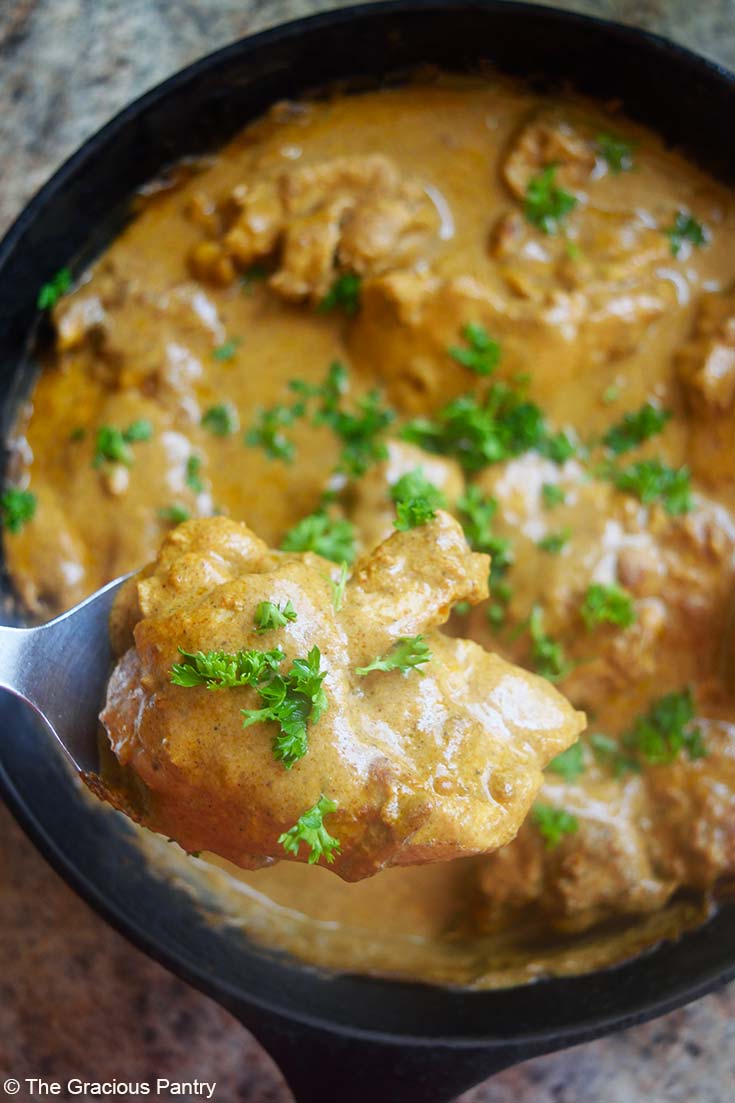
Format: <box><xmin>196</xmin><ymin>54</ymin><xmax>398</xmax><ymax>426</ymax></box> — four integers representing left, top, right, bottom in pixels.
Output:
<box><xmin>1</xmin><ymin>0</ymin><xmax>734</xmax><ymax>1050</ymax></box>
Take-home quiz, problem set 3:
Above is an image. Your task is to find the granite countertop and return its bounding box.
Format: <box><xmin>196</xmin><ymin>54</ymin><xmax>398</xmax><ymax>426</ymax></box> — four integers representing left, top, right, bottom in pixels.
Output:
<box><xmin>0</xmin><ymin>2</ymin><xmax>733</xmax><ymax>1100</ymax></box>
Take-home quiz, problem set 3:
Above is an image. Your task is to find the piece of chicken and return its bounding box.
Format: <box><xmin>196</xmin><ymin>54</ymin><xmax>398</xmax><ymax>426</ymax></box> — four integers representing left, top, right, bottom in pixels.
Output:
<box><xmin>96</xmin><ymin>512</ymin><xmax>585</xmax><ymax>881</ymax></box>
<box><xmin>187</xmin><ymin>154</ymin><xmax>440</xmax><ymax>303</ymax></box>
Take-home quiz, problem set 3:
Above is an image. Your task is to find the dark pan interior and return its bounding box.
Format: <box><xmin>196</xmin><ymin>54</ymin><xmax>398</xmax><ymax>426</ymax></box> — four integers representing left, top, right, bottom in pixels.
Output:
<box><xmin>1</xmin><ymin>0</ymin><xmax>734</xmax><ymax>1087</ymax></box>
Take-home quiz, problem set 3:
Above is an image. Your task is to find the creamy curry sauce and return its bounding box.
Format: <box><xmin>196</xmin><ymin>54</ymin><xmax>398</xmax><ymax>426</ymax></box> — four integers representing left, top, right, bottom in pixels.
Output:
<box><xmin>5</xmin><ymin>77</ymin><xmax>735</xmax><ymax>985</ymax></box>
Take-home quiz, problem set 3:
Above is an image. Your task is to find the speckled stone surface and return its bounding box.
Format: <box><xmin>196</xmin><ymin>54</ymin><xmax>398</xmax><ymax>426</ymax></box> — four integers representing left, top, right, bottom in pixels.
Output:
<box><xmin>0</xmin><ymin>2</ymin><xmax>734</xmax><ymax>1100</ymax></box>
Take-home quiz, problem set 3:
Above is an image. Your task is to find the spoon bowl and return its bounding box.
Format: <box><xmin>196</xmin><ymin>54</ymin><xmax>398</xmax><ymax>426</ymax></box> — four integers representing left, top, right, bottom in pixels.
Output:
<box><xmin>0</xmin><ymin>574</ymin><xmax>131</xmax><ymax>773</ymax></box>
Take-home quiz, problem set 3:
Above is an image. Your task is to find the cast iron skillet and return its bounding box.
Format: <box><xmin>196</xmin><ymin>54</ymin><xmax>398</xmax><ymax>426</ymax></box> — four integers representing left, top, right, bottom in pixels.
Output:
<box><xmin>1</xmin><ymin>3</ymin><xmax>733</xmax><ymax>1100</ymax></box>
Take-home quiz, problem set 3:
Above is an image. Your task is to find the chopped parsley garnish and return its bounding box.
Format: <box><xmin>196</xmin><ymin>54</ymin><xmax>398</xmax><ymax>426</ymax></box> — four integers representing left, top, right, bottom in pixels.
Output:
<box><xmin>589</xmin><ymin>732</ymin><xmax>640</xmax><ymax>777</ymax></box>
<box><xmin>621</xmin><ymin>688</ymin><xmax>705</xmax><ymax>766</ymax></box>
<box><xmin>541</xmin><ymin>483</ymin><xmax>566</xmax><ymax>509</ymax></box>
<box><xmin>37</xmin><ymin>267</ymin><xmax>71</xmax><ymax>310</ymax></box>
<box><xmin>402</xmin><ymin>386</ymin><xmax>561</xmax><ymax>473</ymax></box>
<box><xmin>528</xmin><ymin>604</ymin><xmax>571</xmax><ymax>682</ymax></box>
<box><xmin>185</xmin><ymin>454</ymin><xmax>205</xmax><ymax>493</ymax></box>
<box><xmin>390</xmin><ymin>468</ymin><xmax>446</xmax><ymax>531</ymax></box>
<box><xmin>581</xmin><ymin>582</ymin><xmax>636</xmax><ymax>630</ymax></box>
<box><xmin>279</xmin><ymin>794</ymin><xmax>341</xmax><ymax>865</ymax></box>
<box><xmin>159</xmin><ymin>504</ymin><xmax>191</xmax><ymax>525</ymax></box>
<box><xmin>318</xmin><ymin>273</ymin><xmax>362</xmax><ymax>317</ymax></box>
<box><xmin>665</xmin><ymin>211</ymin><xmax>709</xmax><ymax>257</ymax></box>
<box><xmin>453</xmin><ymin>601</ymin><xmax>471</xmax><ymax>616</ymax></box>
<box><xmin>330</xmin><ymin>562</ymin><xmax>349</xmax><ymax>612</ymax></box>
<box><xmin>602</xmin><ymin>401</ymin><xmax>671</xmax><ymax>455</ymax></box>
<box><xmin>602</xmin><ymin>384</ymin><xmax>620</xmax><ymax>405</ymax></box>
<box><xmin>547</xmin><ymin>742</ymin><xmax>585</xmax><ymax>781</ymax></box>
<box><xmin>240</xmin><ymin>263</ymin><xmax>268</xmax><ymax>294</ymax></box>
<box><xmin>605</xmin><ymin>458</ymin><xmax>692</xmax><ymax>515</ymax></box>
<box><xmin>537</xmin><ymin>528</ymin><xmax>571</xmax><ymax>555</ymax></box>
<box><xmin>524</xmin><ymin>166</ymin><xmax>577</xmax><ymax>235</ymax></box>
<box><xmin>245</xmin><ymin>403</ymin><xmax>303</xmax><ymax>462</ymax></box>
<box><xmin>448</xmin><ymin>322</ymin><xmax>501</xmax><ymax>376</ymax></box>
<box><xmin>212</xmin><ymin>337</ymin><xmax>242</xmax><ymax>361</ymax></box>
<box><xmin>457</xmin><ymin>485</ymin><xmax>513</xmax><ymax>616</ymax></box>
<box><xmin>531</xmin><ymin>804</ymin><xmax>579</xmax><ymax>848</ymax></box>
<box><xmin>539</xmin><ymin>429</ymin><xmax>577</xmax><ymax>464</ymax></box>
<box><xmin>0</xmin><ymin>487</ymin><xmax>37</xmax><ymax>533</ymax></box>
<box><xmin>171</xmin><ymin>646</ymin><xmax>285</xmax><ymax>690</ymax></box>
<box><xmin>315</xmin><ymin>364</ymin><xmax>395</xmax><ymax>477</ymax></box>
<box><xmin>202</xmin><ymin>403</ymin><xmax>238</xmax><ymax>436</ymax></box>
<box><xmin>281</xmin><ymin>510</ymin><xmax>356</xmax><ymax>565</ymax></box>
<box><xmin>255</xmin><ymin>600</ymin><xmax>297</xmax><ymax>632</ymax></box>
<box><xmin>356</xmin><ymin>635</ymin><xmax>432</xmax><ymax>677</ymax></box>
<box><xmin>242</xmin><ymin>645</ymin><xmax>328</xmax><ymax>768</ymax></box>
<box><xmin>92</xmin><ymin>420</ymin><xmax>153</xmax><ymax>468</ymax></box>
<box><xmin>596</xmin><ymin>132</ymin><xmax>635</xmax><ymax>174</ymax></box>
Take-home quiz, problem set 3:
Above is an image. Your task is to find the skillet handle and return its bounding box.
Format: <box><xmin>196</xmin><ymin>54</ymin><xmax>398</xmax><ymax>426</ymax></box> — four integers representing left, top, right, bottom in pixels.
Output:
<box><xmin>244</xmin><ymin>1015</ymin><xmax>522</xmax><ymax>1103</ymax></box>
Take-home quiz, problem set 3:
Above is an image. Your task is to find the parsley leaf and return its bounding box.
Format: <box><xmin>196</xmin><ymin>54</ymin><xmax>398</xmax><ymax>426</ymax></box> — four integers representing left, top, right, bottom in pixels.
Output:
<box><xmin>242</xmin><ymin>645</ymin><xmax>328</xmax><ymax>768</ymax></box>
<box><xmin>532</xmin><ymin>804</ymin><xmax>579</xmax><ymax>848</ymax></box>
<box><xmin>171</xmin><ymin>646</ymin><xmax>285</xmax><ymax>690</ymax></box>
<box><xmin>581</xmin><ymin>582</ymin><xmax>636</xmax><ymax>630</ymax></box>
<box><xmin>596</xmin><ymin>132</ymin><xmax>635</xmax><ymax>174</ymax></box>
<box><xmin>37</xmin><ymin>267</ymin><xmax>72</xmax><ymax>310</ymax></box>
<box><xmin>159</xmin><ymin>504</ymin><xmax>191</xmax><ymax>525</ymax></box>
<box><xmin>318</xmin><ymin>273</ymin><xmax>362</xmax><ymax>317</ymax></box>
<box><xmin>255</xmin><ymin>600</ymin><xmax>297</xmax><ymax>632</ymax></box>
<box><xmin>541</xmin><ymin>483</ymin><xmax>566</xmax><ymax>509</ymax></box>
<box><xmin>279</xmin><ymin>794</ymin><xmax>341</xmax><ymax>865</ymax></box>
<box><xmin>356</xmin><ymin>636</ymin><xmax>432</xmax><ymax>677</ymax></box>
<box><xmin>537</xmin><ymin>528</ymin><xmax>571</xmax><ymax>555</ymax></box>
<box><xmin>622</xmin><ymin>688</ymin><xmax>705</xmax><ymax>766</ymax></box>
<box><xmin>0</xmin><ymin>487</ymin><xmax>37</xmax><ymax>533</ymax></box>
<box><xmin>245</xmin><ymin>403</ymin><xmax>303</xmax><ymax>462</ymax></box>
<box><xmin>240</xmin><ymin>263</ymin><xmax>268</xmax><ymax>294</ymax></box>
<box><xmin>602</xmin><ymin>402</ymin><xmax>671</xmax><ymax>455</ymax></box>
<box><xmin>330</xmin><ymin>562</ymin><xmax>349</xmax><ymax>612</ymax></box>
<box><xmin>281</xmin><ymin>510</ymin><xmax>356</xmax><ymax>565</ymax></box>
<box><xmin>448</xmin><ymin>322</ymin><xmax>501</xmax><ymax>376</ymax></box>
<box><xmin>212</xmin><ymin>337</ymin><xmax>242</xmax><ymax>361</ymax></box>
<box><xmin>202</xmin><ymin>403</ymin><xmax>238</xmax><ymax>436</ymax></box>
<box><xmin>186</xmin><ymin>454</ymin><xmax>205</xmax><ymax>493</ymax></box>
<box><xmin>524</xmin><ymin>166</ymin><xmax>577</xmax><ymax>235</ymax></box>
<box><xmin>547</xmin><ymin>742</ymin><xmax>585</xmax><ymax>781</ymax></box>
<box><xmin>589</xmin><ymin>732</ymin><xmax>640</xmax><ymax>777</ymax></box>
<box><xmin>665</xmin><ymin>211</ymin><xmax>709</xmax><ymax>257</ymax></box>
<box><xmin>457</xmin><ymin>485</ymin><xmax>513</xmax><ymax>616</ymax></box>
<box><xmin>391</xmin><ymin>468</ymin><xmax>446</xmax><ymax>531</ymax></box>
<box><xmin>92</xmin><ymin>420</ymin><xmax>153</xmax><ymax>468</ymax></box>
<box><xmin>528</xmin><ymin>604</ymin><xmax>571</xmax><ymax>682</ymax></box>
<box><xmin>605</xmin><ymin>458</ymin><xmax>692</xmax><ymax>515</ymax></box>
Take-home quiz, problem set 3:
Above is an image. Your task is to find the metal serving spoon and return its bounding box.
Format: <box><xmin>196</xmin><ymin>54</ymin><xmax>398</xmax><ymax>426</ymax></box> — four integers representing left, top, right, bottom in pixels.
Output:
<box><xmin>0</xmin><ymin>575</ymin><xmax>131</xmax><ymax>773</ymax></box>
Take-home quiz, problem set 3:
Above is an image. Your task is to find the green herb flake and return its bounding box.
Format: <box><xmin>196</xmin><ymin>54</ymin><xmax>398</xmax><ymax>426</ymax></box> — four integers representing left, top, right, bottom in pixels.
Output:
<box><xmin>242</xmin><ymin>645</ymin><xmax>328</xmax><ymax>768</ymax></box>
<box><xmin>356</xmin><ymin>635</ymin><xmax>432</xmax><ymax>677</ymax></box>
<box><xmin>37</xmin><ymin>267</ymin><xmax>72</xmax><ymax>310</ymax></box>
<box><xmin>92</xmin><ymin>419</ymin><xmax>153</xmax><ymax>469</ymax></box>
<box><xmin>245</xmin><ymin>404</ymin><xmax>302</xmax><ymax>463</ymax></box>
<box><xmin>159</xmin><ymin>504</ymin><xmax>191</xmax><ymax>525</ymax></box>
<box><xmin>330</xmin><ymin>562</ymin><xmax>349</xmax><ymax>612</ymax></box>
<box><xmin>524</xmin><ymin>166</ymin><xmax>577</xmax><ymax>235</ymax></box>
<box><xmin>457</xmin><ymin>485</ymin><xmax>513</xmax><ymax>587</ymax></box>
<box><xmin>69</xmin><ymin>427</ymin><xmax>86</xmax><ymax>442</ymax></box>
<box><xmin>581</xmin><ymin>582</ymin><xmax>636</xmax><ymax>630</ymax></box>
<box><xmin>202</xmin><ymin>403</ymin><xmax>238</xmax><ymax>436</ymax></box>
<box><xmin>541</xmin><ymin>483</ymin><xmax>566</xmax><ymax>509</ymax></box>
<box><xmin>531</xmin><ymin>804</ymin><xmax>579</xmax><ymax>849</ymax></box>
<box><xmin>255</xmin><ymin>599</ymin><xmax>298</xmax><ymax>633</ymax></box>
<box><xmin>622</xmin><ymin>687</ymin><xmax>705</xmax><ymax>766</ymax></box>
<box><xmin>448</xmin><ymin>322</ymin><xmax>501</xmax><ymax>377</ymax></box>
<box><xmin>589</xmin><ymin>732</ymin><xmax>640</xmax><ymax>777</ymax></box>
<box><xmin>281</xmin><ymin>510</ymin><xmax>356</xmax><ymax>565</ymax></box>
<box><xmin>391</xmin><ymin>468</ymin><xmax>446</xmax><ymax>532</ymax></box>
<box><xmin>0</xmin><ymin>487</ymin><xmax>37</xmax><ymax>534</ymax></box>
<box><xmin>547</xmin><ymin>742</ymin><xmax>585</xmax><ymax>781</ymax></box>
<box><xmin>596</xmin><ymin>132</ymin><xmax>635</xmax><ymax>174</ymax></box>
<box><xmin>240</xmin><ymin>264</ymin><xmax>268</xmax><ymax>294</ymax></box>
<box><xmin>665</xmin><ymin>211</ymin><xmax>710</xmax><ymax>257</ymax></box>
<box><xmin>528</xmin><ymin>604</ymin><xmax>571</xmax><ymax>682</ymax></box>
<box><xmin>318</xmin><ymin>273</ymin><xmax>362</xmax><ymax>317</ymax></box>
<box><xmin>603</xmin><ymin>402</ymin><xmax>671</xmax><ymax>455</ymax></box>
<box><xmin>605</xmin><ymin>458</ymin><xmax>692</xmax><ymax>515</ymax></box>
<box><xmin>212</xmin><ymin>337</ymin><xmax>242</xmax><ymax>361</ymax></box>
<box><xmin>602</xmin><ymin>384</ymin><xmax>620</xmax><ymax>405</ymax></box>
<box><xmin>185</xmin><ymin>454</ymin><xmax>205</xmax><ymax>494</ymax></box>
<box><xmin>171</xmin><ymin>646</ymin><xmax>285</xmax><ymax>690</ymax></box>
<box><xmin>537</xmin><ymin>528</ymin><xmax>571</xmax><ymax>555</ymax></box>
<box><xmin>279</xmin><ymin>794</ymin><xmax>341</xmax><ymax>865</ymax></box>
